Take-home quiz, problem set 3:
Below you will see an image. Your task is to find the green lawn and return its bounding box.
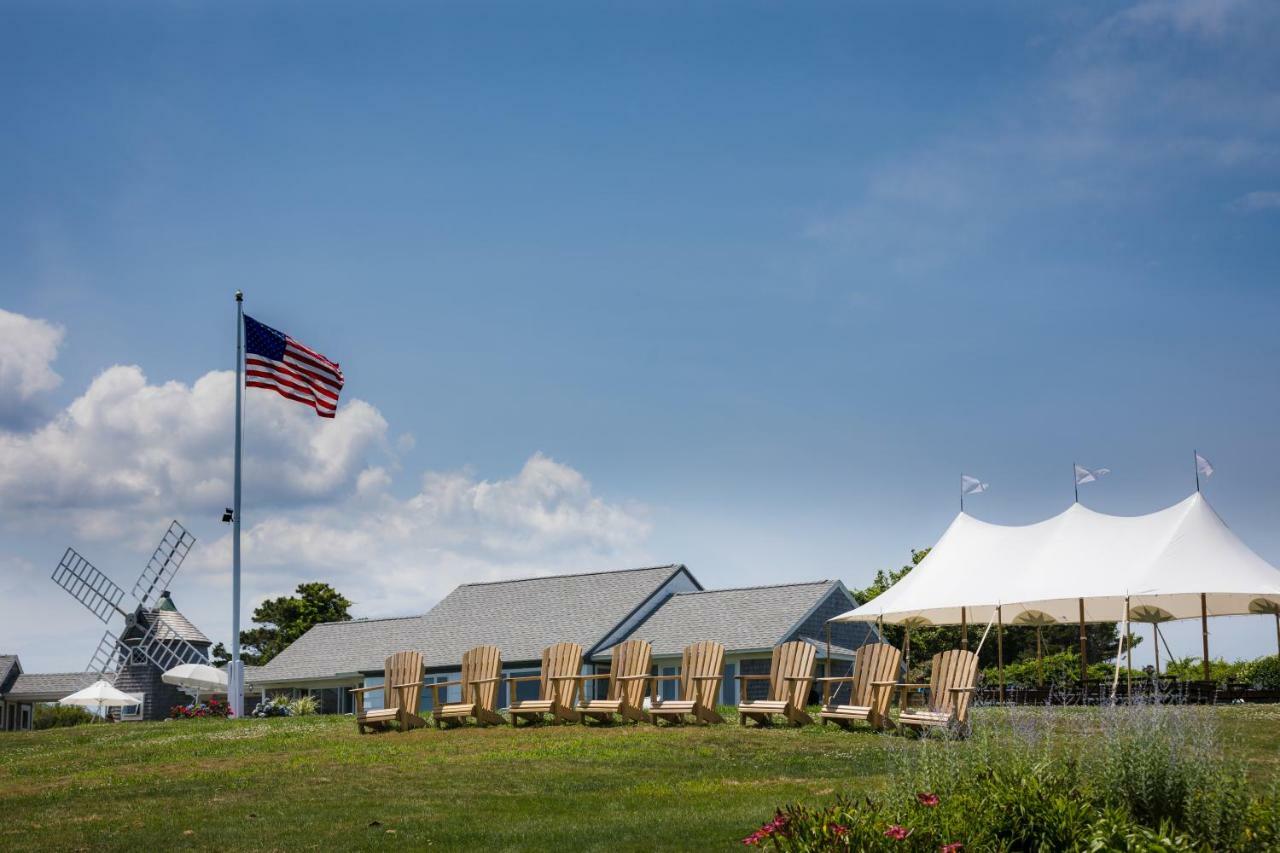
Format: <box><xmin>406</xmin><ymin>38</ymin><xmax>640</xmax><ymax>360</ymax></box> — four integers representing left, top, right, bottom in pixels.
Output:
<box><xmin>2</xmin><ymin>706</ymin><xmax>1279</xmax><ymax>851</ymax></box>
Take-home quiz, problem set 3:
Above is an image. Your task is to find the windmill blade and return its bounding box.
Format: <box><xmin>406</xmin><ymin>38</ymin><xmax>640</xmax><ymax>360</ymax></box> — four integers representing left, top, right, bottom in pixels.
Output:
<box><xmin>87</xmin><ymin>628</ymin><xmax>125</xmax><ymax>679</ymax></box>
<box><xmin>128</xmin><ymin>615</ymin><xmax>209</xmax><ymax>674</ymax></box>
<box><xmin>133</xmin><ymin>520</ymin><xmax>196</xmax><ymax>609</ymax></box>
<box><xmin>52</xmin><ymin>548</ymin><xmax>127</xmax><ymax>624</ymax></box>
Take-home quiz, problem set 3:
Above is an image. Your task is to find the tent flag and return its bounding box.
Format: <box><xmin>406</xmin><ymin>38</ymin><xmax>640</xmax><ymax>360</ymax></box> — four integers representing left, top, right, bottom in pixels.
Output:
<box><xmin>960</xmin><ymin>474</ymin><xmax>988</xmax><ymax>511</ymax></box>
<box><xmin>1195</xmin><ymin>451</ymin><xmax>1214</xmax><ymax>491</ymax></box>
<box><xmin>1074</xmin><ymin>464</ymin><xmax>1111</xmax><ymax>485</ymax></box>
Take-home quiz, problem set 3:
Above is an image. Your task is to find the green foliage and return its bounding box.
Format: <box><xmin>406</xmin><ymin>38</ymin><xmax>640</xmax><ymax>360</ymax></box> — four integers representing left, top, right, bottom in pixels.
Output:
<box><xmin>32</xmin><ymin>704</ymin><xmax>96</xmax><ymax>729</ymax></box>
<box><xmin>1242</xmin><ymin>655</ymin><xmax>1280</xmax><ymax>690</ymax></box>
<box><xmin>983</xmin><ymin>650</ymin><xmax>1124</xmax><ymax>687</ymax></box>
<box><xmin>212</xmin><ymin>582</ymin><xmax>352</xmax><ymax>666</ymax></box>
<box><xmin>748</xmin><ymin>706</ymin><xmax>1280</xmax><ymax>852</ymax></box>
<box><xmin>287</xmin><ymin>695</ymin><xmax>319</xmax><ymax>716</ymax></box>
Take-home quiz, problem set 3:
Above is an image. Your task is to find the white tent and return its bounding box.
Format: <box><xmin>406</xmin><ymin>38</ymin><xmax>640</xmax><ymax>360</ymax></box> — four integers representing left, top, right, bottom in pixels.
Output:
<box><xmin>832</xmin><ymin>492</ymin><xmax>1280</xmax><ymax>629</ymax></box>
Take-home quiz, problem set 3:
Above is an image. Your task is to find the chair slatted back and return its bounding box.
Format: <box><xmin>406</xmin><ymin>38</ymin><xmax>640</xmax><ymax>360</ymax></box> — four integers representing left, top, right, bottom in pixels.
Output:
<box><xmin>927</xmin><ymin>649</ymin><xmax>979</xmax><ymax>722</ymax></box>
<box><xmin>769</xmin><ymin>641</ymin><xmax>817</xmax><ymax>707</ymax></box>
<box><xmin>850</xmin><ymin>643</ymin><xmax>902</xmax><ymax>709</ymax></box>
<box><xmin>607</xmin><ymin>639</ymin><xmax>652</xmax><ymax>707</ymax></box>
<box><xmin>679</xmin><ymin>640</ymin><xmax>724</xmax><ymax>708</ymax></box>
<box><xmin>460</xmin><ymin>645</ymin><xmax>502</xmax><ymax>712</ymax></box>
<box><xmin>385</xmin><ymin>650</ymin><xmax>423</xmax><ymax>712</ymax></box>
<box><xmin>540</xmin><ymin>642</ymin><xmax>583</xmax><ymax>708</ymax></box>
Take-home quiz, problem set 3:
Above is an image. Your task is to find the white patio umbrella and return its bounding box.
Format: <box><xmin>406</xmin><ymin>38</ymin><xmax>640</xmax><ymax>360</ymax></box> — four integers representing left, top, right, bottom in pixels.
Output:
<box><xmin>60</xmin><ymin>679</ymin><xmax>139</xmax><ymax>721</ymax></box>
<box><xmin>162</xmin><ymin>663</ymin><xmax>228</xmax><ymax>704</ymax></box>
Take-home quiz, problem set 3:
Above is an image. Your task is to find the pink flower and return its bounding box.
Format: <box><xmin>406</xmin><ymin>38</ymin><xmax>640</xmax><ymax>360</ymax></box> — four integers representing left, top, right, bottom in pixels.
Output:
<box><xmin>917</xmin><ymin>792</ymin><xmax>940</xmax><ymax>807</ymax></box>
<box><xmin>940</xmin><ymin>844</ymin><xmax>964</xmax><ymax>853</ymax></box>
<box><xmin>829</xmin><ymin>824</ymin><xmax>848</xmax><ymax>837</ymax></box>
<box><xmin>884</xmin><ymin>825</ymin><xmax>913</xmax><ymax>841</ymax></box>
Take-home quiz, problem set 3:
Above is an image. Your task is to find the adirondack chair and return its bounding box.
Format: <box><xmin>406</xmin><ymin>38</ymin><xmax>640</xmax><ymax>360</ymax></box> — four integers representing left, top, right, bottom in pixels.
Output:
<box><xmin>649</xmin><ymin>640</ymin><xmax>726</xmax><ymax>726</ymax></box>
<box><xmin>431</xmin><ymin>645</ymin><xmax>505</xmax><ymax>728</ymax></box>
<box><xmin>736</xmin><ymin>641</ymin><xmax>818</xmax><ymax>727</ymax></box>
<box><xmin>897</xmin><ymin>649</ymin><xmax>979</xmax><ymax>734</ymax></box>
<box><xmin>506</xmin><ymin>642</ymin><xmax>583</xmax><ymax>726</ymax></box>
<box><xmin>348</xmin><ymin>650</ymin><xmax>427</xmax><ymax>734</ymax></box>
<box><xmin>577</xmin><ymin>638</ymin><xmax>653</xmax><ymax>724</ymax></box>
<box><xmin>817</xmin><ymin>642</ymin><xmax>902</xmax><ymax>730</ymax></box>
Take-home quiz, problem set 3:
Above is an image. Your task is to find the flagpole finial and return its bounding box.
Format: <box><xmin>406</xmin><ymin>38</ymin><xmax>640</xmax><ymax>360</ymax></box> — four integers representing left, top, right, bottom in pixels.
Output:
<box><xmin>235</xmin><ymin>290</ymin><xmax>243</xmax><ymax>302</ymax></box>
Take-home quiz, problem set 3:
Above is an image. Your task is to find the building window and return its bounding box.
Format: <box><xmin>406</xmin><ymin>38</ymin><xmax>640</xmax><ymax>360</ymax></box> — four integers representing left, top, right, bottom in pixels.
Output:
<box><xmin>722</xmin><ymin>663</ymin><xmax>736</xmax><ymax>706</ymax></box>
<box><xmin>508</xmin><ymin>670</ymin><xmax>540</xmax><ymax>705</ymax></box>
<box><xmin>119</xmin><ymin>694</ymin><xmax>145</xmax><ymax>721</ymax></box>
<box><xmin>660</xmin><ymin>666</ymin><xmax>677</xmax><ymax>701</ymax></box>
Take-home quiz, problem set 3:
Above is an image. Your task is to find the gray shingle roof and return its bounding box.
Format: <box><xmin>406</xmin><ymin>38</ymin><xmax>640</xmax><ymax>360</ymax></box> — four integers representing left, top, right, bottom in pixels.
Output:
<box><xmin>6</xmin><ymin>672</ymin><xmax>98</xmax><ymax>701</ymax></box>
<box><xmin>0</xmin><ymin>655</ymin><xmax>20</xmax><ymax>693</ymax></box>
<box><xmin>596</xmin><ymin>580</ymin><xmax>848</xmax><ymax>658</ymax></box>
<box><xmin>145</xmin><ymin>608</ymin><xmax>211</xmax><ymax>645</ymax></box>
<box><xmin>255</xmin><ymin>565</ymin><xmax>693</xmax><ymax>683</ymax></box>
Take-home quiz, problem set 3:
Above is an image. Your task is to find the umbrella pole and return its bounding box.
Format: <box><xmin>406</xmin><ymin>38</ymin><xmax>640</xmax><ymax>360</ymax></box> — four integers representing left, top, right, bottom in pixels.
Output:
<box><xmin>960</xmin><ymin>607</ymin><xmax>968</xmax><ymax>652</ymax></box>
<box><xmin>1036</xmin><ymin>626</ymin><xmax>1043</xmax><ymax>687</ymax></box>
<box><xmin>1078</xmin><ymin>598</ymin><xmax>1087</xmax><ymax>689</ymax></box>
<box><xmin>996</xmin><ymin>605</ymin><xmax>1004</xmax><ymax>703</ymax></box>
<box><xmin>1200</xmin><ymin>593</ymin><xmax>1210</xmax><ymax>683</ymax></box>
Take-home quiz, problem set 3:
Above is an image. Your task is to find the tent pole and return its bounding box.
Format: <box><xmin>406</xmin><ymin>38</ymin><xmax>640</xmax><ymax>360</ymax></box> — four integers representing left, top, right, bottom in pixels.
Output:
<box><xmin>1276</xmin><ymin>613</ymin><xmax>1279</xmax><ymax>656</ymax></box>
<box><xmin>1036</xmin><ymin>626</ymin><xmax>1043</xmax><ymax>687</ymax></box>
<box><xmin>960</xmin><ymin>607</ymin><xmax>968</xmax><ymax>651</ymax></box>
<box><xmin>1125</xmin><ymin>616</ymin><xmax>1133</xmax><ymax>702</ymax></box>
<box><xmin>1153</xmin><ymin>623</ymin><xmax>1160</xmax><ymax>676</ymax></box>
<box><xmin>996</xmin><ymin>605</ymin><xmax>1004</xmax><ymax>703</ymax></box>
<box><xmin>1078</xmin><ymin>598</ymin><xmax>1087</xmax><ymax>687</ymax></box>
<box><xmin>1200</xmin><ymin>593</ymin><xmax>1210</xmax><ymax>682</ymax></box>
<box><xmin>904</xmin><ymin>625</ymin><xmax>912</xmax><ymax>673</ymax></box>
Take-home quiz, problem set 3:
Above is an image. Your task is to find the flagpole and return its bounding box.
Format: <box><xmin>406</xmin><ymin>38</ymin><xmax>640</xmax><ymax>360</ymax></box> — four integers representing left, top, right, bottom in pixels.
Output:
<box><xmin>1073</xmin><ymin>462</ymin><xmax>1079</xmax><ymax>503</ymax></box>
<box><xmin>1194</xmin><ymin>449</ymin><xmax>1200</xmax><ymax>493</ymax></box>
<box><xmin>230</xmin><ymin>290</ymin><xmax>245</xmax><ymax>719</ymax></box>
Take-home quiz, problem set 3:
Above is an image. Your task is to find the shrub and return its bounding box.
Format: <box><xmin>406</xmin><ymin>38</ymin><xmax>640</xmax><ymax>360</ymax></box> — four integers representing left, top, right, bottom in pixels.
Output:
<box><xmin>981</xmin><ymin>650</ymin><xmax>1119</xmax><ymax>688</ymax></box>
<box><xmin>1242</xmin><ymin>655</ymin><xmax>1280</xmax><ymax>690</ymax></box>
<box><xmin>33</xmin><ymin>704</ymin><xmax>97</xmax><ymax>729</ymax></box>
<box><xmin>746</xmin><ymin>705</ymin><xmax>1279</xmax><ymax>852</ymax></box>
<box><xmin>287</xmin><ymin>695</ymin><xmax>318</xmax><ymax>716</ymax></box>
<box><xmin>251</xmin><ymin>697</ymin><xmax>293</xmax><ymax>718</ymax></box>
<box><xmin>169</xmin><ymin>698</ymin><xmax>234</xmax><ymax>720</ymax></box>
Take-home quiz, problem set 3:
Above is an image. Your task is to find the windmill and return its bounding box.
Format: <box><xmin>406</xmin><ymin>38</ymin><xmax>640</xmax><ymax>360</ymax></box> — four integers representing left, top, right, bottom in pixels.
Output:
<box><xmin>51</xmin><ymin>521</ymin><xmax>208</xmax><ymax>680</ymax></box>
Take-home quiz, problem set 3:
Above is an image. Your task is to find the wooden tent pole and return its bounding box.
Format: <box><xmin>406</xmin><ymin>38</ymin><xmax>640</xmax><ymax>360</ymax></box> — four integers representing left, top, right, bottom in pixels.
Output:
<box><xmin>996</xmin><ymin>605</ymin><xmax>1004</xmax><ymax>703</ymax></box>
<box><xmin>960</xmin><ymin>607</ymin><xmax>968</xmax><ymax>651</ymax></box>
<box><xmin>1200</xmin><ymin>593</ymin><xmax>1210</xmax><ymax>682</ymax></box>
<box><xmin>1125</xmin><ymin>615</ymin><xmax>1133</xmax><ymax>701</ymax></box>
<box><xmin>1275</xmin><ymin>613</ymin><xmax>1279</xmax><ymax>657</ymax></box>
<box><xmin>904</xmin><ymin>625</ymin><xmax>912</xmax><ymax>673</ymax></box>
<box><xmin>1153</xmin><ymin>623</ymin><xmax>1160</xmax><ymax>676</ymax></box>
<box><xmin>1036</xmin><ymin>625</ymin><xmax>1043</xmax><ymax>687</ymax></box>
<box><xmin>1078</xmin><ymin>598</ymin><xmax>1087</xmax><ymax>686</ymax></box>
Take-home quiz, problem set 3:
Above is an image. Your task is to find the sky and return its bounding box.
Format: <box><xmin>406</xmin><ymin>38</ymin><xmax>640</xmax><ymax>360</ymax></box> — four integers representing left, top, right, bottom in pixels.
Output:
<box><xmin>1</xmin><ymin>0</ymin><xmax>1278</xmax><ymax>673</ymax></box>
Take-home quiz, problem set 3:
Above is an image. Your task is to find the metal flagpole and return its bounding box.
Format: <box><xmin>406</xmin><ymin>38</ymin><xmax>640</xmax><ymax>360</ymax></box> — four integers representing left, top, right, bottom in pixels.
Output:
<box><xmin>230</xmin><ymin>291</ymin><xmax>245</xmax><ymax>719</ymax></box>
<box><xmin>1073</xmin><ymin>462</ymin><xmax>1079</xmax><ymax>503</ymax></box>
<box><xmin>1194</xmin><ymin>449</ymin><xmax>1201</xmax><ymax>492</ymax></box>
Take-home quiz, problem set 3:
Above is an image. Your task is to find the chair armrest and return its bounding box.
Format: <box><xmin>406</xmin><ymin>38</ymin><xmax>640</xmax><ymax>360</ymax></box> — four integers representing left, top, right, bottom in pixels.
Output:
<box><xmin>814</xmin><ymin>676</ymin><xmax>854</xmax><ymax>683</ymax></box>
<box><xmin>348</xmin><ymin>685</ymin><xmax>383</xmax><ymax>695</ymax></box>
<box><xmin>870</xmin><ymin>680</ymin><xmax>899</xmax><ymax>687</ymax></box>
<box><xmin>506</xmin><ymin>675</ymin><xmax>541</xmax><ymax>684</ymax></box>
<box><xmin>615</xmin><ymin>674</ymin><xmax>650</xmax><ymax>682</ymax></box>
<box><xmin>782</xmin><ymin>675</ymin><xmax>813</xmax><ymax>682</ymax></box>
<box><xmin>688</xmin><ymin>675</ymin><xmax>721</xmax><ymax>681</ymax></box>
<box><xmin>392</xmin><ymin>681</ymin><xmax>427</xmax><ymax>690</ymax></box>
<box><xmin>466</xmin><ymin>677</ymin><xmax>503</xmax><ymax>685</ymax></box>
<box><xmin>428</xmin><ymin>680</ymin><xmax>461</xmax><ymax>689</ymax></box>
<box><xmin>947</xmin><ymin>686</ymin><xmax>978</xmax><ymax>693</ymax></box>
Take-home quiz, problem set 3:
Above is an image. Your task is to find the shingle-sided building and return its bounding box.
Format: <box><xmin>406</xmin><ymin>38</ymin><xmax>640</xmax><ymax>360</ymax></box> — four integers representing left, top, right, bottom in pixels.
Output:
<box><xmin>255</xmin><ymin>565</ymin><xmax>879</xmax><ymax>712</ymax></box>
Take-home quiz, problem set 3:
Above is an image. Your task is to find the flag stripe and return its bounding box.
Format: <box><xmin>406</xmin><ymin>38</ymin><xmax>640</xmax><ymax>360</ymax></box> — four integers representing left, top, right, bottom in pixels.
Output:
<box><xmin>247</xmin><ymin>355</ymin><xmax>340</xmax><ymax>401</ymax></box>
<box><xmin>243</xmin><ymin>314</ymin><xmax>344</xmax><ymax>418</ymax></box>
<box><xmin>282</xmin><ymin>351</ymin><xmax>343</xmax><ymax>391</ymax></box>
<box><xmin>245</xmin><ymin>366</ymin><xmax>338</xmax><ymax>410</ymax></box>
<box><xmin>246</xmin><ymin>380</ymin><xmax>336</xmax><ymax>417</ymax></box>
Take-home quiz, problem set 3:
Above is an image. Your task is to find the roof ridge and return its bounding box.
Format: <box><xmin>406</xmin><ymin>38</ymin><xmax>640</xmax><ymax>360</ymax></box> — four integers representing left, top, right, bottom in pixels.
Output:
<box><xmin>456</xmin><ymin>564</ymin><xmax>681</xmax><ymax>588</ymax></box>
<box><xmin>671</xmin><ymin>580</ymin><xmax>833</xmax><ymax>595</ymax></box>
<box><xmin>311</xmin><ymin>614</ymin><xmax>426</xmax><ymax>628</ymax></box>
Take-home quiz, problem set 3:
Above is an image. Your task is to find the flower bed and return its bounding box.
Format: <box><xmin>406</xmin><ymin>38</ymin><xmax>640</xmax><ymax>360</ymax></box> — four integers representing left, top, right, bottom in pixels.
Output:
<box><xmin>169</xmin><ymin>698</ymin><xmax>233</xmax><ymax>720</ymax></box>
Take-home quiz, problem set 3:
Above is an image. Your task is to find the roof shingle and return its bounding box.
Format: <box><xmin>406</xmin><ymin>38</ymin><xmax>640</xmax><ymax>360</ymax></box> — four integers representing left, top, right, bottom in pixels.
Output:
<box><xmin>5</xmin><ymin>672</ymin><xmax>98</xmax><ymax>701</ymax></box>
<box><xmin>256</xmin><ymin>565</ymin><xmax>693</xmax><ymax>683</ymax></box>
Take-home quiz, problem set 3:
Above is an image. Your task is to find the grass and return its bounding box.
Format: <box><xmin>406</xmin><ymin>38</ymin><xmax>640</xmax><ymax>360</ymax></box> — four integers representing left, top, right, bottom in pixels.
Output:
<box><xmin>2</xmin><ymin>705</ymin><xmax>1279</xmax><ymax>851</ymax></box>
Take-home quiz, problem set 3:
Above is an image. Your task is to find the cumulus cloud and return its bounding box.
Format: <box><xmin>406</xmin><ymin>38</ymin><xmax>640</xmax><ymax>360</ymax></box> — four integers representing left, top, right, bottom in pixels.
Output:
<box><xmin>1230</xmin><ymin>190</ymin><xmax>1280</xmax><ymax>211</ymax></box>
<box><xmin>0</xmin><ymin>308</ymin><xmax>64</xmax><ymax>428</ymax></box>
<box><xmin>0</xmin><ymin>364</ymin><xmax>388</xmax><ymax>539</ymax></box>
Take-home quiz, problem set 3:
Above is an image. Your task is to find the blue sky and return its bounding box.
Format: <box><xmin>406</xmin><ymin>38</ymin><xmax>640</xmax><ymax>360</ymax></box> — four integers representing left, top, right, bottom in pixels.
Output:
<box><xmin>1</xmin><ymin>1</ymin><xmax>1278</xmax><ymax>671</ymax></box>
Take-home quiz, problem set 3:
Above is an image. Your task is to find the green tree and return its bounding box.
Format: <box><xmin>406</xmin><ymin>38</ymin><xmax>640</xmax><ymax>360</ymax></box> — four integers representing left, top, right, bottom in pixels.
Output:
<box><xmin>211</xmin><ymin>582</ymin><xmax>352</xmax><ymax>666</ymax></box>
<box><xmin>851</xmin><ymin>548</ymin><xmax>1125</xmax><ymax>677</ymax></box>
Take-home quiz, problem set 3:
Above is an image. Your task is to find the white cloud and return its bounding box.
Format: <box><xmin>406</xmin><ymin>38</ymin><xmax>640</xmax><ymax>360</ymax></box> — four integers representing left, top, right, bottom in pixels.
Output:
<box><xmin>1230</xmin><ymin>190</ymin><xmax>1280</xmax><ymax>211</ymax></box>
<box><xmin>0</xmin><ymin>364</ymin><xmax>388</xmax><ymax>539</ymax></box>
<box><xmin>0</xmin><ymin>308</ymin><xmax>64</xmax><ymax>427</ymax></box>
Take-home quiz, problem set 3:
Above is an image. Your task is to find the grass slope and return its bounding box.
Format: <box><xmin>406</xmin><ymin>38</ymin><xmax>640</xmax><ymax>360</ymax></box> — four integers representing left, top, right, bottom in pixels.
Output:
<box><xmin>2</xmin><ymin>706</ymin><xmax>1279</xmax><ymax>851</ymax></box>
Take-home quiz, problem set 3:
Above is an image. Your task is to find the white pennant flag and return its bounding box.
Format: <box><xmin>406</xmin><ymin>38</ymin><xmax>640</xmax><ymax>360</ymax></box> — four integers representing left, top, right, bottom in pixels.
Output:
<box><xmin>1195</xmin><ymin>453</ymin><xmax>1214</xmax><ymax>480</ymax></box>
<box><xmin>1075</xmin><ymin>463</ymin><xmax>1111</xmax><ymax>485</ymax></box>
<box><xmin>961</xmin><ymin>474</ymin><xmax>989</xmax><ymax>495</ymax></box>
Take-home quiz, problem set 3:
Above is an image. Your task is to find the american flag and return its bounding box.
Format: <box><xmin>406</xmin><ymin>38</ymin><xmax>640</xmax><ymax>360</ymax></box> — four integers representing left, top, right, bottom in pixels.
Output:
<box><xmin>244</xmin><ymin>315</ymin><xmax>344</xmax><ymax>418</ymax></box>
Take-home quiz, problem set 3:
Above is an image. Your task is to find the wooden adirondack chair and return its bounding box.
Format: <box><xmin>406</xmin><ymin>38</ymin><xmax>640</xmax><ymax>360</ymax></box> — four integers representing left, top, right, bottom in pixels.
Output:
<box><xmin>897</xmin><ymin>649</ymin><xmax>979</xmax><ymax>734</ymax></box>
<box><xmin>578</xmin><ymin>638</ymin><xmax>653</xmax><ymax>724</ymax></box>
<box><xmin>816</xmin><ymin>642</ymin><xmax>902</xmax><ymax>730</ymax></box>
<box><xmin>348</xmin><ymin>650</ymin><xmax>427</xmax><ymax>734</ymax></box>
<box><xmin>649</xmin><ymin>640</ymin><xmax>726</xmax><ymax>726</ymax></box>
<box><xmin>736</xmin><ymin>641</ymin><xmax>818</xmax><ymax>727</ymax></box>
<box><xmin>506</xmin><ymin>642</ymin><xmax>583</xmax><ymax>726</ymax></box>
<box><xmin>432</xmin><ymin>645</ymin><xmax>505</xmax><ymax>728</ymax></box>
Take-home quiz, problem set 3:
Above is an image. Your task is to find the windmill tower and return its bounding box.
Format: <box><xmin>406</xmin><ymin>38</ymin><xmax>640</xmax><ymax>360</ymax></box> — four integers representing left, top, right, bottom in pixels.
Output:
<box><xmin>51</xmin><ymin>521</ymin><xmax>212</xmax><ymax>720</ymax></box>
